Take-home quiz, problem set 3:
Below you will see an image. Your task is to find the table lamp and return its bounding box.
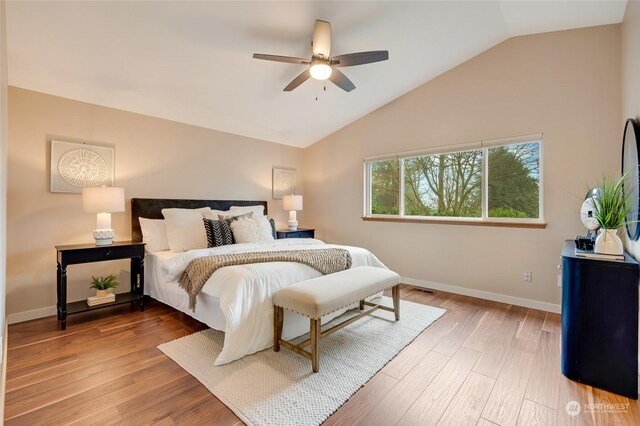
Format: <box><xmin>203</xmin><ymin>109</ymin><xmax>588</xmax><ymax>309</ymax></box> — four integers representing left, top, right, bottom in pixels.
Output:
<box><xmin>82</xmin><ymin>186</ymin><xmax>125</xmax><ymax>245</ymax></box>
<box><xmin>282</xmin><ymin>194</ymin><xmax>303</xmax><ymax>231</ymax></box>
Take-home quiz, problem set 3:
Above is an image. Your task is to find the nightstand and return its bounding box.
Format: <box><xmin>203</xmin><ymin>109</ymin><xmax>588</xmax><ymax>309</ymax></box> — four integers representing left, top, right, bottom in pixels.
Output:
<box><xmin>56</xmin><ymin>241</ymin><xmax>145</xmax><ymax>330</ymax></box>
<box><xmin>276</xmin><ymin>228</ymin><xmax>315</xmax><ymax>239</ymax></box>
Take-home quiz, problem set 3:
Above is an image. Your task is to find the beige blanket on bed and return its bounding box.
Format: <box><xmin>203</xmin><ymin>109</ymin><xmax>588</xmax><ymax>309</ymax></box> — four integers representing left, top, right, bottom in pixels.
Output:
<box><xmin>179</xmin><ymin>248</ymin><xmax>353</xmax><ymax>310</ymax></box>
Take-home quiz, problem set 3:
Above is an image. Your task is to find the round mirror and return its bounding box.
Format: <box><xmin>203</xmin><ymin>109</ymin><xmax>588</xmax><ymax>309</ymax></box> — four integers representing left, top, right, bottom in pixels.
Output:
<box><xmin>622</xmin><ymin>118</ymin><xmax>640</xmax><ymax>240</ymax></box>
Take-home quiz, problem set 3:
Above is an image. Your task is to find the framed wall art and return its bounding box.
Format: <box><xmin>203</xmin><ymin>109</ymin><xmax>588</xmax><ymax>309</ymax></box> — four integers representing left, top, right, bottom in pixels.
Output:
<box><xmin>272</xmin><ymin>167</ymin><xmax>296</xmax><ymax>199</ymax></box>
<box><xmin>50</xmin><ymin>140</ymin><xmax>115</xmax><ymax>193</ymax></box>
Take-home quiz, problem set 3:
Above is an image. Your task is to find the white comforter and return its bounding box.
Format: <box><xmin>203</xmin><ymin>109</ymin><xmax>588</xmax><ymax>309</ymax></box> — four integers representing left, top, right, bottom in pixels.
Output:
<box><xmin>161</xmin><ymin>239</ymin><xmax>386</xmax><ymax>365</ymax></box>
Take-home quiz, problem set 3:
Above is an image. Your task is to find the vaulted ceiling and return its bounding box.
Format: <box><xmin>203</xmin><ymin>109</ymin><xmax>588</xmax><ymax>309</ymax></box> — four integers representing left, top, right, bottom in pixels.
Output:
<box><xmin>6</xmin><ymin>1</ymin><xmax>627</xmax><ymax>148</ymax></box>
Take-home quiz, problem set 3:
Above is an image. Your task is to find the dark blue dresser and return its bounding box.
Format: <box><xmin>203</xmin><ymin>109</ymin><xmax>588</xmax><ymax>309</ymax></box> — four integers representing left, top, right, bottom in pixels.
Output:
<box><xmin>561</xmin><ymin>240</ymin><xmax>639</xmax><ymax>399</ymax></box>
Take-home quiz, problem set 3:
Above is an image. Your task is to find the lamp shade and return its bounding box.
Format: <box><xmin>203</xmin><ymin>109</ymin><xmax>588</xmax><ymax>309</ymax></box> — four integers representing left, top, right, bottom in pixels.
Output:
<box><xmin>282</xmin><ymin>194</ymin><xmax>303</xmax><ymax>211</ymax></box>
<box><xmin>82</xmin><ymin>187</ymin><xmax>125</xmax><ymax>213</ymax></box>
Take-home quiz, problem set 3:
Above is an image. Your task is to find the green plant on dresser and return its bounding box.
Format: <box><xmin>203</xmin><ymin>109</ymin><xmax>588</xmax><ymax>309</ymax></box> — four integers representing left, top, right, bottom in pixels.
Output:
<box><xmin>590</xmin><ymin>173</ymin><xmax>634</xmax><ymax>255</ymax></box>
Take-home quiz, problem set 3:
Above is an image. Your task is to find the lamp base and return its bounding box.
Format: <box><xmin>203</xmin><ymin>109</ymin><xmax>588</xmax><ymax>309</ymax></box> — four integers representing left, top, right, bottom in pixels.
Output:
<box><xmin>93</xmin><ymin>229</ymin><xmax>115</xmax><ymax>246</ymax></box>
<box><xmin>288</xmin><ymin>210</ymin><xmax>299</xmax><ymax>231</ymax></box>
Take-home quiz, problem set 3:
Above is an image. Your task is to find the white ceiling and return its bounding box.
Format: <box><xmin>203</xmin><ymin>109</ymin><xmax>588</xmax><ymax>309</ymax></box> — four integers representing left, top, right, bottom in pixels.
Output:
<box><xmin>6</xmin><ymin>1</ymin><xmax>627</xmax><ymax>148</ymax></box>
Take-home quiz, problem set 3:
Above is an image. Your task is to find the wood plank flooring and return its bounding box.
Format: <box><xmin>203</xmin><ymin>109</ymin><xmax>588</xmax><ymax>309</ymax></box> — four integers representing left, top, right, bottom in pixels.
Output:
<box><xmin>5</xmin><ymin>285</ymin><xmax>639</xmax><ymax>425</ymax></box>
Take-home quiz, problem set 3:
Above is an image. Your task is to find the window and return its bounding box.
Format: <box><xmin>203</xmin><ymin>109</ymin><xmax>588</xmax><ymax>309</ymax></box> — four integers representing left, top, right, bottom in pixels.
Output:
<box><xmin>487</xmin><ymin>142</ymin><xmax>540</xmax><ymax>218</ymax></box>
<box><xmin>365</xmin><ymin>137</ymin><xmax>542</xmax><ymax>222</ymax></box>
<box><xmin>404</xmin><ymin>149</ymin><xmax>483</xmax><ymax>217</ymax></box>
<box><xmin>370</xmin><ymin>158</ymin><xmax>399</xmax><ymax>215</ymax></box>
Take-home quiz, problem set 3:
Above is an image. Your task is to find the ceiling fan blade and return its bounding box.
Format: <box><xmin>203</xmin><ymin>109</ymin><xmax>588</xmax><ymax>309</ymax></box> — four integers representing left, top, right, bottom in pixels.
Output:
<box><xmin>312</xmin><ymin>20</ymin><xmax>331</xmax><ymax>58</ymax></box>
<box><xmin>331</xmin><ymin>50</ymin><xmax>389</xmax><ymax>67</ymax></box>
<box><xmin>329</xmin><ymin>68</ymin><xmax>355</xmax><ymax>92</ymax></box>
<box><xmin>283</xmin><ymin>70</ymin><xmax>311</xmax><ymax>91</ymax></box>
<box><xmin>253</xmin><ymin>54</ymin><xmax>310</xmax><ymax>65</ymax></box>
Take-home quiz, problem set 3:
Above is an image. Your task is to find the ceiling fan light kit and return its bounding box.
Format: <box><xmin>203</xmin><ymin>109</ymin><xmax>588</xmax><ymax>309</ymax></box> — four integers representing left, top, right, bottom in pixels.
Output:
<box><xmin>309</xmin><ymin>60</ymin><xmax>332</xmax><ymax>80</ymax></box>
<box><xmin>253</xmin><ymin>19</ymin><xmax>389</xmax><ymax>92</ymax></box>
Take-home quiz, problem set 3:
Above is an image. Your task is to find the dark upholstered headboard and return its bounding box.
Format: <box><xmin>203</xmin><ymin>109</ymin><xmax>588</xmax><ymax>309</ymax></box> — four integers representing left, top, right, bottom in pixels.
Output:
<box><xmin>131</xmin><ymin>198</ymin><xmax>268</xmax><ymax>242</ymax></box>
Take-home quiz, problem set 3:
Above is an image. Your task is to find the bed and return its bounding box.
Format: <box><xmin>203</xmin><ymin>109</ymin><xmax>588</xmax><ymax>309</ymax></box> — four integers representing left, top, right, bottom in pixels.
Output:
<box><xmin>132</xmin><ymin>198</ymin><xmax>387</xmax><ymax>365</ymax></box>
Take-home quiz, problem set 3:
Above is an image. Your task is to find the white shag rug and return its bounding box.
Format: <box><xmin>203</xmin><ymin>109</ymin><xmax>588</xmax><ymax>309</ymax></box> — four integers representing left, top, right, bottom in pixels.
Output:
<box><xmin>158</xmin><ymin>297</ymin><xmax>445</xmax><ymax>426</ymax></box>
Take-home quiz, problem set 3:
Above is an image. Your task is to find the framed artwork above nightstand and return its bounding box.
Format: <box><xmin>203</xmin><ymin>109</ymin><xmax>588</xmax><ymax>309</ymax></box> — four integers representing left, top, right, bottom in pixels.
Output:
<box><xmin>276</xmin><ymin>228</ymin><xmax>315</xmax><ymax>239</ymax></box>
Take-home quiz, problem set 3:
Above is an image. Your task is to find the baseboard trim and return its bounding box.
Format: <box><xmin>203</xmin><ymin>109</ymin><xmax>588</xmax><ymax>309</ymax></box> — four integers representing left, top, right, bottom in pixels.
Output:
<box><xmin>7</xmin><ymin>305</ymin><xmax>56</xmax><ymax>324</ymax></box>
<box><xmin>401</xmin><ymin>276</ymin><xmax>561</xmax><ymax>314</ymax></box>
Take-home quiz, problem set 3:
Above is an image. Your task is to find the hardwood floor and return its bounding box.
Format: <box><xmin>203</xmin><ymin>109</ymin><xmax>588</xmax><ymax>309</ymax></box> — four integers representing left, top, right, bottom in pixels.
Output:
<box><xmin>4</xmin><ymin>286</ymin><xmax>639</xmax><ymax>425</ymax></box>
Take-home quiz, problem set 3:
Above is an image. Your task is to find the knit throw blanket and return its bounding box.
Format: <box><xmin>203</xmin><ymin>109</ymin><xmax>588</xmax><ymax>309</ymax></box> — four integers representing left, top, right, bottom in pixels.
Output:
<box><xmin>179</xmin><ymin>248</ymin><xmax>353</xmax><ymax>311</ymax></box>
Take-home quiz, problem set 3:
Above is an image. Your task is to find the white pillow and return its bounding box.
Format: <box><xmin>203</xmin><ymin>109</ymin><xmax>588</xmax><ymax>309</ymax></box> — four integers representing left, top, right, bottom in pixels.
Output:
<box><xmin>161</xmin><ymin>207</ymin><xmax>210</xmax><ymax>252</ymax></box>
<box><xmin>139</xmin><ymin>218</ymin><xmax>169</xmax><ymax>252</ymax></box>
<box><xmin>231</xmin><ymin>216</ymin><xmax>274</xmax><ymax>244</ymax></box>
<box><xmin>203</xmin><ymin>209</ymin><xmax>229</xmax><ymax>220</ymax></box>
<box><xmin>230</xmin><ymin>205</ymin><xmax>265</xmax><ymax>217</ymax></box>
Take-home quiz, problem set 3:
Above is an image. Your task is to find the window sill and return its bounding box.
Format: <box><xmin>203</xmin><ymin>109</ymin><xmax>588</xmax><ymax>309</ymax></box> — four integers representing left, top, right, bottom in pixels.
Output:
<box><xmin>361</xmin><ymin>216</ymin><xmax>547</xmax><ymax>229</ymax></box>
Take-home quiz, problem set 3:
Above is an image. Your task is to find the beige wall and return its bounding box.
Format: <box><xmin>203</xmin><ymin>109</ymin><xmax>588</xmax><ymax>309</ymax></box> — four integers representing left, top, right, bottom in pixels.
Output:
<box><xmin>6</xmin><ymin>87</ymin><xmax>304</xmax><ymax>319</ymax></box>
<box><xmin>304</xmin><ymin>25</ymin><xmax>622</xmax><ymax>307</ymax></box>
<box><xmin>0</xmin><ymin>0</ymin><xmax>8</xmax><ymax>414</ymax></box>
<box><xmin>623</xmin><ymin>2</ymin><xmax>640</xmax><ymax>258</ymax></box>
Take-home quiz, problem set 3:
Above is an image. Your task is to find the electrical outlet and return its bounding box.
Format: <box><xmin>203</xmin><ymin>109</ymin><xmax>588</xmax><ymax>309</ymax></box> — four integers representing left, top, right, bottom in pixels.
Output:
<box><xmin>523</xmin><ymin>271</ymin><xmax>532</xmax><ymax>282</ymax></box>
<box><xmin>557</xmin><ymin>264</ymin><xmax>562</xmax><ymax>287</ymax></box>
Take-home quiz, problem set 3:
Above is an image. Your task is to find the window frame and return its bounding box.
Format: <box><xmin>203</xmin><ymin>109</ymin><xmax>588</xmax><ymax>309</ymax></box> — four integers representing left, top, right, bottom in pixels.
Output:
<box><xmin>363</xmin><ymin>136</ymin><xmax>545</xmax><ymax>225</ymax></box>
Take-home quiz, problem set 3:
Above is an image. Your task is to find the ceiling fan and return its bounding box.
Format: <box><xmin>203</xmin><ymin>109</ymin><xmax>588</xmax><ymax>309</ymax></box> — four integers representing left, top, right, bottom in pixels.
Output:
<box><xmin>253</xmin><ymin>20</ymin><xmax>389</xmax><ymax>92</ymax></box>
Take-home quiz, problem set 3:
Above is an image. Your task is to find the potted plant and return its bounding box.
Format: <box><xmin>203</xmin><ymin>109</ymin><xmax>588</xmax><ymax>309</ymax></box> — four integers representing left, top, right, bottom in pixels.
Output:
<box><xmin>89</xmin><ymin>274</ymin><xmax>119</xmax><ymax>297</ymax></box>
<box><xmin>591</xmin><ymin>174</ymin><xmax>633</xmax><ymax>255</ymax></box>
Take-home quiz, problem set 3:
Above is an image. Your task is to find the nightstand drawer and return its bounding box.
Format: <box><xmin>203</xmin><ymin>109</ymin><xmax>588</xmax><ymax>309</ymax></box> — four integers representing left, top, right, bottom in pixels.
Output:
<box><xmin>276</xmin><ymin>229</ymin><xmax>315</xmax><ymax>239</ymax></box>
<box><xmin>56</xmin><ymin>242</ymin><xmax>145</xmax><ymax>266</ymax></box>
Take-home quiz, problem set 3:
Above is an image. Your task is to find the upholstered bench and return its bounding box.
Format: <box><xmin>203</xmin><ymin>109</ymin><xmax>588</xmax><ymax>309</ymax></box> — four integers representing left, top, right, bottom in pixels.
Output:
<box><xmin>272</xmin><ymin>266</ymin><xmax>401</xmax><ymax>373</ymax></box>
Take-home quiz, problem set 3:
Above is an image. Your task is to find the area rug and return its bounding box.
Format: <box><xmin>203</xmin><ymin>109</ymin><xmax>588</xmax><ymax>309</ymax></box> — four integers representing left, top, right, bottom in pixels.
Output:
<box><xmin>158</xmin><ymin>297</ymin><xmax>445</xmax><ymax>426</ymax></box>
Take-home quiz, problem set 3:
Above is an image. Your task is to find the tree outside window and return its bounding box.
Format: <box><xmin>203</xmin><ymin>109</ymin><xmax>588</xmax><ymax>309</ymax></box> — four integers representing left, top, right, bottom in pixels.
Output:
<box><xmin>487</xmin><ymin>142</ymin><xmax>539</xmax><ymax>218</ymax></box>
<box><xmin>404</xmin><ymin>150</ymin><xmax>482</xmax><ymax>217</ymax></box>
<box><xmin>370</xmin><ymin>159</ymin><xmax>399</xmax><ymax>215</ymax></box>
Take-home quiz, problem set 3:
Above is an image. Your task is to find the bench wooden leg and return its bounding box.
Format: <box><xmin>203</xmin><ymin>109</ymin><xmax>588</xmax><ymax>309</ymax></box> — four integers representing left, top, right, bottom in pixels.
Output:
<box><xmin>392</xmin><ymin>285</ymin><xmax>400</xmax><ymax>321</ymax></box>
<box><xmin>359</xmin><ymin>299</ymin><xmax>365</xmax><ymax>310</ymax></box>
<box><xmin>274</xmin><ymin>306</ymin><xmax>283</xmax><ymax>352</ymax></box>
<box><xmin>311</xmin><ymin>318</ymin><xmax>320</xmax><ymax>373</ymax></box>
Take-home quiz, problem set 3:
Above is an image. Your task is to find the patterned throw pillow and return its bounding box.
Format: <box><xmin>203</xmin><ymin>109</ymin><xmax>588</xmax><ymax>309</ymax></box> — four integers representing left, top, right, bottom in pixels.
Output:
<box><xmin>203</xmin><ymin>212</ymin><xmax>254</xmax><ymax>247</ymax></box>
<box><xmin>203</xmin><ymin>218</ymin><xmax>234</xmax><ymax>247</ymax></box>
<box><xmin>218</xmin><ymin>212</ymin><xmax>254</xmax><ymax>221</ymax></box>
<box><xmin>269</xmin><ymin>218</ymin><xmax>276</xmax><ymax>239</ymax></box>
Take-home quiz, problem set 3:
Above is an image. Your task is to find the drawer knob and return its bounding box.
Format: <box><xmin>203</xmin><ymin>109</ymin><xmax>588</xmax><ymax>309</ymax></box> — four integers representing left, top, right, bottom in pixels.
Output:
<box><xmin>104</xmin><ymin>250</ymin><xmax>111</xmax><ymax>257</ymax></box>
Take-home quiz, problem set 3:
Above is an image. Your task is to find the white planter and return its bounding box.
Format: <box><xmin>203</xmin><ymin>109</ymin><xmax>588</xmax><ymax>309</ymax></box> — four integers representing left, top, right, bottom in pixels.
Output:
<box><xmin>594</xmin><ymin>228</ymin><xmax>624</xmax><ymax>255</ymax></box>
